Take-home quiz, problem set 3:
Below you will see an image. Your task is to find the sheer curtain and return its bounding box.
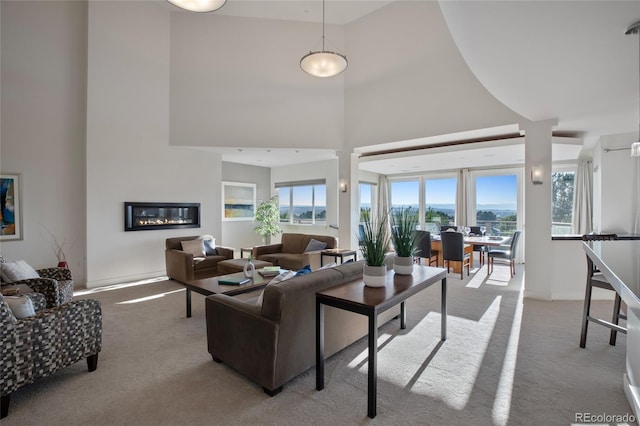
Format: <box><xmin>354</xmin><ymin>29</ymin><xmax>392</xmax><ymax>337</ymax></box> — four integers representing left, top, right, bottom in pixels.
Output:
<box><xmin>455</xmin><ymin>169</ymin><xmax>470</xmax><ymax>226</ymax></box>
<box><xmin>572</xmin><ymin>159</ymin><xmax>593</xmax><ymax>234</ymax></box>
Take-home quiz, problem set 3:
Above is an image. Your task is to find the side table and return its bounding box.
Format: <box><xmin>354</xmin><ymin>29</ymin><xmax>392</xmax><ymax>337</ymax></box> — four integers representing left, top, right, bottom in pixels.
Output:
<box><xmin>320</xmin><ymin>249</ymin><xmax>357</xmax><ymax>266</ymax></box>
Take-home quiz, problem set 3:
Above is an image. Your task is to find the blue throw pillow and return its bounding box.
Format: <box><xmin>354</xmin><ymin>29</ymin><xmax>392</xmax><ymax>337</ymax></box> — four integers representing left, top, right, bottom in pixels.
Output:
<box><xmin>295</xmin><ymin>265</ymin><xmax>312</xmax><ymax>276</ymax></box>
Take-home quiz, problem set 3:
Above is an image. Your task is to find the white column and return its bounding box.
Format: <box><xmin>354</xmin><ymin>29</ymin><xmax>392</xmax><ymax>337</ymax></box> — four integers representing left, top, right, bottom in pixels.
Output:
<box><xmin>522</xmin><ymin>119</ymin><xmax>556</xmax><ymax>300</ymax></box>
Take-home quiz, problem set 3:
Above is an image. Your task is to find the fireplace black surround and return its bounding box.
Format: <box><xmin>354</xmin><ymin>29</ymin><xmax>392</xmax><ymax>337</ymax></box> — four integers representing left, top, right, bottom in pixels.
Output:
<box><xmin>124</xmin><ymin>202</ymin><xmax>200</xmax><ymax>231</ymax></box>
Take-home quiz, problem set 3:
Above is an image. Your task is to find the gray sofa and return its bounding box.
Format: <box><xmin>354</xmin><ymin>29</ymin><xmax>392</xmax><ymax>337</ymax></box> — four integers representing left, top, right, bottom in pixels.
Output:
<box><xmin>165</xmin><ymin>236</ymin><xmax>234</xmax><ymax>283</ymax></box>
<box><xmin>253</xmin><ymin>233</ymin><xmax>337</xmax><ymax>271</ymax></box>
<box><xmin>205</xmin><ymin>260</ymin><xmax>399</xmax><ymax>395</ymax></box>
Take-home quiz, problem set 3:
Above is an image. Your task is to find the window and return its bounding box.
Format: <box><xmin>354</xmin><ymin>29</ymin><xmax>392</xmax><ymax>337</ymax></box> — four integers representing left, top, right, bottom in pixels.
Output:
<box><xmin>552</xmin><ymin>168</ymin><xmax>575</xmax><ymax>235</ymax></box>
<box><xmin>359</xmin><ymin>182</ymin><xmax>376</xmax><ymax>221</ymax></box>
<box><xmin>424</xmin><ymin>177</ymin><xmax>456</xmax><ymax>233</ymax></box>
<box><xmin>474</xmin><ymin>174</ymin><xmax>517</xmax><ymax>236</ymax></box>
<box><xmin>390</xmin><ymin>180</ymin><xmax>419</xmax><ymax>213</ymax></box>
<box><xmin>276</xmin><ymin>181</ymin><xmax>326</xmax><ymax>225</ymax></box>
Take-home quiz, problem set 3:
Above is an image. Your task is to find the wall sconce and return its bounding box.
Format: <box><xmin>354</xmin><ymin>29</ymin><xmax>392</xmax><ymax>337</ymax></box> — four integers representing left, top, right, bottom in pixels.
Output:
<box><xmin>531</xmin><ymin>165</ymin><xmax>544</xmax><ymax>185</ymax></box>
<box><xmin>339</xmin><ymin>180</ymin><xmax>348</xmax><ymax>193</ymax></box>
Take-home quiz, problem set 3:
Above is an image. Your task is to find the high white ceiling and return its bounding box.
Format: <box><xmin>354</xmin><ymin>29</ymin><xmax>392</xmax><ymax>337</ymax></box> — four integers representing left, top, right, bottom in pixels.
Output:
<box><xmin>177</xmin><ymin>0</ymin><xmax>640</xmax><ymax>173</ymax></box>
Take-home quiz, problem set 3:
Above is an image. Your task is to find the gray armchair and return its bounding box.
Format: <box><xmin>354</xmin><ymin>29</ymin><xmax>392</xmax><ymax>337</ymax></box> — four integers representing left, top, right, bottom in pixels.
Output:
<box><xmin>0</xmin><ymin>293</ymin><xmax>102</xmax><ymax>418</ymax></box>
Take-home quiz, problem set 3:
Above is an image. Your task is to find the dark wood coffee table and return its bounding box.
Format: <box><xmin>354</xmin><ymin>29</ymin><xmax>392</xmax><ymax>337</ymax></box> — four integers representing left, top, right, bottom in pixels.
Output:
<box><xmin>181</xmin><ymin>272</ymin><xmax>269</xmax><ymax>318</ymax></box>
<box><xmin>316</xmin><ymin>265</ymin><xmax>447</xmax><ymax>418</ymax></box>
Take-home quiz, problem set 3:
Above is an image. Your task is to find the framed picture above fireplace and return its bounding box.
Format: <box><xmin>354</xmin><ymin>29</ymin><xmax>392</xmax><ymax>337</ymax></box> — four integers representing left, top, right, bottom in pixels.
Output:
<box><xmin>222</xmin><ymin>182</ymin><xmax>256</xmax><ymax>221</ymax></box>
<box><xmin>124</xmin><ymin>202</ymin><xmax>200</xmax><ymax>231</ymax></box>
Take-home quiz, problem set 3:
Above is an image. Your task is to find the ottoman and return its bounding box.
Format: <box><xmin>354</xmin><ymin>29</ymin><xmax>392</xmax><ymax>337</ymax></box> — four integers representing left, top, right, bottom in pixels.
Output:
<box><xmin>217</xmin><ymin>258</ymin><xmax>273</xmax><ymax>275</ymax></box>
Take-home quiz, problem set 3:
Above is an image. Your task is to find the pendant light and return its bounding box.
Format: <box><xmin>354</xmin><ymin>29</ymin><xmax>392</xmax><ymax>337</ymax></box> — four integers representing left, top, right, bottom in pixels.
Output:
<box><xmin>166</xmin><ymin>0</ymin><xmax>226</xmax><ymax>13</ymax></box>
<box><xmin>300</xmin><ymin>0</ymin><xmax>348</xmax><ymax>78</ymax></box>
<box><xmin>626</xmin><ymin>20</ymin><xmax>640</xmax><ymax>157</ymax></box>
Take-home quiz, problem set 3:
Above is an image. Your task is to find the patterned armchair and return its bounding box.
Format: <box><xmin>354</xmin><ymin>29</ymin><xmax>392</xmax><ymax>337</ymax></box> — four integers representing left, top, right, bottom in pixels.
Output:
<box><xmin>0</xmin><ymin>293</ymin><xmax>102</xmax><ymax>418</ymax></box>
<box><xmin>4</xmin><ymin>267</ymin><xmax>75</xmax><ymax>307</ymax></box>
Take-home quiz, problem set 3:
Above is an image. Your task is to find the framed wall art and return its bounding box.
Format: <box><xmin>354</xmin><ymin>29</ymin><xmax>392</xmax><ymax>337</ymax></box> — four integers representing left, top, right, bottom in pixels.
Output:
<box><xmin>222</xmin><ymin>181</ymin><xmax>256</xmax><ymax>221</ymax></box>
<box><xmin>1</xmin><ymin>173</ymin><xmax>22</xmax><ymax>241</ymax></box>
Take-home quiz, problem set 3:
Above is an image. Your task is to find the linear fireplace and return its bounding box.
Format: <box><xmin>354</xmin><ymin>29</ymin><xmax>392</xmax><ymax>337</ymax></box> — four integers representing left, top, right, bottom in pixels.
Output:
<box><xmin>124</xmin><ymin>202</ymin><xmax>200</xmax><ymax>231</ymax></box>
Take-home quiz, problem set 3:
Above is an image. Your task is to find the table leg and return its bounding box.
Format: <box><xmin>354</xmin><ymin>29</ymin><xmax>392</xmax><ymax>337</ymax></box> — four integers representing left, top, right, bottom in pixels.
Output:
<box><xmin>316</xmin><ymin>300</ymin><xmax>325</xmax><ymax>391</ymax></box>
<box><xmin>441</xmin><ymin>277</ymin><xmax>447</xmax><ymax>341</ymax></box>
<box><xmin>400</xmin><ymin>301</ymin><xmax>406</xmax><ymax>329</ymax></box>
<box><xmin>186</xmin><ymin>288</ymin><xmax>192</xmax><ymax>318</ymax></box>
<box><xmin>368</xmin><ymin>313</ymin><xmax>378</xmax><ymax>418</ymax></box>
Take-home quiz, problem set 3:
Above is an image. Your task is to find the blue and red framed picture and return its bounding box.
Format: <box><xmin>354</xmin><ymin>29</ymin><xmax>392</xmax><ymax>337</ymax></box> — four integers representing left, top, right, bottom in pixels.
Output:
<box><xmin>1</xmin><ymin>173</ymin><xmax>22</xmax><ymax>241</ymax></box>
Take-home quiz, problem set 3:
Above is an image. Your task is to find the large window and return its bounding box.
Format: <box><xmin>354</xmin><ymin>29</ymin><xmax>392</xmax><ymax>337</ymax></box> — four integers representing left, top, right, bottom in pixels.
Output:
<box><xmin>390</xmin><ymin>180</ymin><xmax>419</xmax><ymax>212</ymax></box>
<box><xmin>552</xmin><ymin>167</ymin><xmax>575</xmax><ymax>235</ymax></box>
<box><xmin>474</xmin><ymin>174</ymin><xmax>518</xmax><ymax>236</ymax></box>
<box><xmin>276</xmin><ymin>181</ymin><xmax>326</xmax><ymax>225</ymax></box>
<box><xmin>359</xmin><ymin>182</ymin><xmax>376</xmax><ymax>221</ymax></box>
<box><xmin>424</xmin><ymin>177</ymin><xmax>456</xmax><ymax>233</ymax></box>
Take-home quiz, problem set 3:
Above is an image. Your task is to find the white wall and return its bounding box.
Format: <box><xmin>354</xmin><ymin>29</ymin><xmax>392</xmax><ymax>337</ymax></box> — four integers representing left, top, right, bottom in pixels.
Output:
<box><xmin>85</xmin><ymin>1</ymin><xmax>223</xmax><ymax>287</ymax></box>
<box><xmin>221</xmin><ymin>161</ymin><xmax>270</xmax><ymax>253</ymax></box>
<box><xmin>270</xmin><ymin>158</ymin><xmax>340</xmax><ymax>243</ymax></box>
<box><xmin>169</xmin><ymin>13</ymin><xmax>344</xmax><ymax>151</ymax></box>
<box><xmin>344</xmin><ymin>1</ymin><xmax>522</xmax><ymax>150</ymax></box>
<box><xmin>1</xmin><ymin>1</ymin><xmax>88</xmax><ymax>283</ymax></box>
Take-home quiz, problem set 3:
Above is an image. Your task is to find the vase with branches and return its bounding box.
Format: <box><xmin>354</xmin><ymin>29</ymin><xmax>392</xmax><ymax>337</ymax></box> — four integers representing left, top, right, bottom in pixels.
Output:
<box><xmin>254</xmin><ymin>196</ymin><xmax>281</xmax><ymax>245</ymax></box>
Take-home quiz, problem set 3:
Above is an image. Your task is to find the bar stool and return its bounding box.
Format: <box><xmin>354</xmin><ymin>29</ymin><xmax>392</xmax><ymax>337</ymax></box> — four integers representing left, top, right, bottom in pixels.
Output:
<box><xmin>579</xmin><ymin>233</ymin><xmax>627</xmax><ymax>348</ymax></box>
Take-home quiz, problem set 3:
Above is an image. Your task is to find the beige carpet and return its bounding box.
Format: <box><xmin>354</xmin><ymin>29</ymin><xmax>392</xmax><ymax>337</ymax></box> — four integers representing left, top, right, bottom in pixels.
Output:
<box><xmin>2</xmin><ymin>263</ymin><xmax>634</xmax><ymax>425</ymax></box>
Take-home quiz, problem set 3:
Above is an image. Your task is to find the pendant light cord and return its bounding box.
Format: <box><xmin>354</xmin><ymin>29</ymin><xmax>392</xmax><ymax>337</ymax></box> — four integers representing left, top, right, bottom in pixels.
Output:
<box><xmin>322</xmin><ymin>0</ymin><xmax>326</xmax><ymax>51</ymax></box>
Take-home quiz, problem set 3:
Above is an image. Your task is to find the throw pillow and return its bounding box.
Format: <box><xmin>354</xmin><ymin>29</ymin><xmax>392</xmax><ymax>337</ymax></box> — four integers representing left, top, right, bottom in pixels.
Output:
<box><xmin>256</xmin><ymin>270</ymin><xmax>297</xmax><ymax>307</ymax></box>
<box><xmin>181</xmin><ymin>239</ymin><xmax>205</xmax><ymax>258</ymax></box>
<box><xmin>4</xmin><ymin>295</ymin><xmax>36</xmax><ymax>319</ymax></box>
<box><xmin>198</xmin><ymin>235</ymin><xmax>217</xmax><ymax>256</ymax></box>
<box><xmin>295</xmin><ymin>265</ymin><xmax>312</xmax><ymax>276</ymax></box>
<box><xmin>304</xmin><ymin>238</ymin><xmax>327</xmax><ymax>253</ymax></box>
<box><xmin>0</xmin><ymin>260</ymin><xmax>40</xmax><ymax>283</ymax></box>
<box><xmin>318</xmin><ymin>262</ymin><xmax>337</xmax><ymax>270</ymax></box>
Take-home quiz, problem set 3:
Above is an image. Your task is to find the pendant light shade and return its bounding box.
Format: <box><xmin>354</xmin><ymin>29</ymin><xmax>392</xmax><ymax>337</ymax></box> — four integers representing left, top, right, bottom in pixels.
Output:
<box><xmin>300</xmin><ymin>0</ymin><xmax>347</xmax><ymax>78</ymax></box>
<box><xmin>167</xmin><ymin>0</ymin><xmax>226</xmax><ymax>13</ymax></box>
<box><xmin>300</xmin><ymin>51</ymin><xmax>348</xmax><ymax>78</ymax></box>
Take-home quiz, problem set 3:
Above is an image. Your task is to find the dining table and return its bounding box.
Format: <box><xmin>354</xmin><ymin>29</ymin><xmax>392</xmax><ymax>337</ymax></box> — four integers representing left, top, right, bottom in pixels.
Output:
<box><xmin>429</xmin><ymin>234</ymin><xmax>511</xmax><ymax>272</ymax></box>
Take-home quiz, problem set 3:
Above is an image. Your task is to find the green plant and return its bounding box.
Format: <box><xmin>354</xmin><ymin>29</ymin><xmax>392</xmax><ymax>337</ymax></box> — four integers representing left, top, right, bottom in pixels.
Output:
<box><xmin>358</xmin><ymin>209</ymin><xmax>390</xmax><ymax>266</ymax></box>
<box><xmin>254</xmin><ymin>196</ymin><xmax>281</xmax><ymax>243</ymax></box>
<box><xmin>390</xmin><ymin>206</ymin><xmax>419</xmax><ymax>257</ymax></box>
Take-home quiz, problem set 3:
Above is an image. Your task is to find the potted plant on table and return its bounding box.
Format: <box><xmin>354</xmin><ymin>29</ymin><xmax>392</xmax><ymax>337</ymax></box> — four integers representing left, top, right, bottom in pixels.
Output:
<box><xmin>254</xmin><ymin>195</ymin><xmax>281</xmax><ymax>245</ymax></box>
<box><xmin>390</xmin><ymin>206</ymin><xmax>419</xmax><ymax>275</ymax></box>
<box><xmin>358</xmin><ymin>209</ymin><xmax>390</xmax><ymax>287</ymax></box>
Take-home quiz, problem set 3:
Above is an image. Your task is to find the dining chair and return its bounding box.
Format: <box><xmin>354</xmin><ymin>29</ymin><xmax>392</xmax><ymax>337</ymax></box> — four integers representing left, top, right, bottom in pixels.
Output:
<box><xmin>487</xmin><ymin>230</ymin><xmax>521</xmax><ymax>277</ymax></box>
<box><xmin>469</xmin><ymin>226</ymin><xmax>487</xmax><ymax>266</ymax></box>
<box><xmin>440</xmin><ymin>231</ymin><xmax>470</xmax><ymax>279</ymax></box>
<box><xmin>579</xmin><ymin>233</ymin><xmax>626</xmax><ymax>348</ymax></box>
<box><xmin>413</xmin><ymin>230</ymin><xmax>438</xmax><ymax>266</ymax></box>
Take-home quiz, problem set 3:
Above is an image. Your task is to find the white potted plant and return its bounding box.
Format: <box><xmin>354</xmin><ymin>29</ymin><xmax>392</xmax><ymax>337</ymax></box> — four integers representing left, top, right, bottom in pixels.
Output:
<box><xmin>358</xmin><ymin>209</ymin><xmax>390</xmax><ymax>287</ymax></box>
<box><xmin>254</xmin><ymin>195</ymin><xmax>281</xmax><ymax>245</ymax></box>
<box><xmin>390</xmin><ymin>206</ymin><xmax>419</xmax><ymax>275</ymax></box>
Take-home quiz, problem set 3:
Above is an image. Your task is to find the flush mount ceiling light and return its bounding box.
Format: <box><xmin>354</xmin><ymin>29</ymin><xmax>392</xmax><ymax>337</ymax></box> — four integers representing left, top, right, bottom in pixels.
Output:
<box><xmin>300</xmin><ymin>0</ymin><xmax>347</xmax><ymax>78</ymax></box>
<box><xmin>626</xmin><ymin>20</ymin><xmax>640</xmax><ymax>157</ymax></box>
<box><xmin>166</xmin><ymin>0</ymin><xmax>226</xmax><ymax>13</ymax></box>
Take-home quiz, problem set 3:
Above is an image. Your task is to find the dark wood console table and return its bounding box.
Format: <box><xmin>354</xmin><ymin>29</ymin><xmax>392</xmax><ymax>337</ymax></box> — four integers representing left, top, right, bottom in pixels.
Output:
<box><xmin>315</xmin><ymin>265</ymin><xmax>447</xmax><ymax>418</ymax></box>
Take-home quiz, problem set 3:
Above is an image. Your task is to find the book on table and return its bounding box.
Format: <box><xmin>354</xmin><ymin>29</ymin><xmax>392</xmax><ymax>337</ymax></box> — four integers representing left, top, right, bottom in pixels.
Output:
<box><xmin>258</xmin><ymin>266</ymin><xmax>281</xmax><ymax>277</ymax></box>
<box><xmin>217</xmin><ymin>276</ymin><xmax>251</xmax><ymax>285</ymax></box>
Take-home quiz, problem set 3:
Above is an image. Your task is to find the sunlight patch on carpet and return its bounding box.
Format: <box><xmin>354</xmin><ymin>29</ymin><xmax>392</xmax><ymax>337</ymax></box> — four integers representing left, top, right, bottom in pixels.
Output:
<box><xmin>116</xmin><ymin>288</ymin><xmax>183</xmax><ymax>304</ymax></box>
<box><xmin>74</xmin><ymin>276</ymin><xmax>169</xmax><ymax>296</ymax></box>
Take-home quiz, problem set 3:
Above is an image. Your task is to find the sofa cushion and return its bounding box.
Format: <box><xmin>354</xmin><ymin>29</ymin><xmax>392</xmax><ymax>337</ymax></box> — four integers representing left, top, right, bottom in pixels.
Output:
<box><xmin>271</xmin><ymin>253</ymin><xmax>312</xmax><ymax>271</ymax></box>
<box><xmin>181</xmin><ymin>239</ymin><xmax>205</xmax><ymax>258</ymax></box>
<box><xmin>4</xmin><ymin>294</ymin><xmax>36</xmax><ymax>319</ymax></box>
<box><xmin>256</xmin><ymin>270</ymin><xmax>297</xmax><ymax>307</ymax></box>
<box><xmin>281</xmin><ymin>233</ymin><xmax>306</xmax><ymax>254</ymax></box>
<box><xmin>304</xmin><ymin>238</ymin><xmax>327</xmax><ymax>252</ymax></box>
<box><xmin>193</xmin><ymin>255</ymin><xmax>227</xmax><ymax>271</ymax></box>
<box><xmin>0</xmin><ymin>260</ymin><xmax>40</xmax><ymax>282</ymax></box>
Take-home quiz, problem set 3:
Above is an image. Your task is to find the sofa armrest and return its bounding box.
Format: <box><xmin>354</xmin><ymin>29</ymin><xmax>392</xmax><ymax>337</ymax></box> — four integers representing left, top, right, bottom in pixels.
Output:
<box><xmin>165</xmin><ymin>249</ymin><xmax>194</xmax><ymax>283</ymax></box>
<box><xmin>254</xmin><ymin>244</ymin><xmax>283</xmax><ymax>258</ymax></box>
<box><xmin>215</xmin><ymin>246</ymin><xmax>234</xmax><ymax>259</ymax></box>
<box><xmin>37</xmin><ymin>267</ymin><xmax>72</xmax><ymax>282</ymax></box>
<box><xmin>205</xmin><ymin>294</ymin><xmax>280</xmax><ymax>391</ymax></box>
<box><xmin>303</xmin><ymin>251</ymin><xmax>323</xmax><ymax>271</ymax></box>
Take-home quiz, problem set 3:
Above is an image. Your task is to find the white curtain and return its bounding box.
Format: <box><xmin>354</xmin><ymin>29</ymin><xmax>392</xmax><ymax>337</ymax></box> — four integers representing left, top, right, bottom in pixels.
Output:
<box><xmin>572</xmin><ymin>159</ymin><xmax>593</xmax><ymax>234</ymax></box>
<box><xmin>455</xmin><ymin>168</ymin><xmax>470</xmax><ymax>225</ymax></box>
<box><xmin>377</xmin><ymin>175</ymin><xmax>392</xmax><ymax>249</ymax></box>
<box><xmin>634</xmin><ymin>157</ymin><xmax>640</xmax><ymax>234</ymax></box>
